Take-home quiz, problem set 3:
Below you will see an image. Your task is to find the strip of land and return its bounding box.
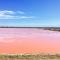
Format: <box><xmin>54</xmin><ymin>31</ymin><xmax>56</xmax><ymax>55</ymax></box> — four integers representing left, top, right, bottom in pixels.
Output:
<box><xmin>0</xmin><ymin>27</ymin><xmax>60</xmax><ymax>32</ymax></box>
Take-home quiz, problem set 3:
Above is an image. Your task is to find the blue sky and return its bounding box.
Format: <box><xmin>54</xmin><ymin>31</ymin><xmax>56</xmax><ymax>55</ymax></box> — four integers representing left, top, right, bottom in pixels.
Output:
<box><xmin>0</xmin><ymin>0</ymin><xmax>60</xmax><ymax>27</ymax></box>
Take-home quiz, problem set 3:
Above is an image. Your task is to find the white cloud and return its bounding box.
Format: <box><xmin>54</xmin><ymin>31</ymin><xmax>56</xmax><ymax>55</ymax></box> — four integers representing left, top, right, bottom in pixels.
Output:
<box><xmin>0</xmin><ymin>10</ymin><xmax>15</xmax><ymax>15</ymax></box>
<box><xmin>0</xmin><ymin>10</ymin><xmax>33</xmax><ymax>19</ymax></box>
<box><xmin>17</xmin><ymin>16</ymin><xmax>33</xmax><ymax>19</ymax></box>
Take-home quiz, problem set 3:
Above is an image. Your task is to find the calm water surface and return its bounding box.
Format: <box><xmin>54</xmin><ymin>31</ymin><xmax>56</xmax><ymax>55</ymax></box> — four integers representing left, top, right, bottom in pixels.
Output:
<box><xmin>0</xmin><ymin>28</ymin><xmax>60</xmax><ymax>54</ymax></box>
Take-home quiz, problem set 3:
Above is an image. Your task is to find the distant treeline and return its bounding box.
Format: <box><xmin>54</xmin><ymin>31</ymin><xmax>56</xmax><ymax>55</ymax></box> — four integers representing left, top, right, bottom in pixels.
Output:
<box><xmin>0</xmin><ymin>27</ymin><xmax>60</xmax><ymax>31</ymax></box>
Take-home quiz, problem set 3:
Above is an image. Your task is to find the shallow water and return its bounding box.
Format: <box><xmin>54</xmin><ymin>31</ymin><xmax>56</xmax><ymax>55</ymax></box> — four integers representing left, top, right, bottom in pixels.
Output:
<box><xmin>0</xmin><ymin>28</ymin><xmax>60</xmax><ymax>54</ymax></box>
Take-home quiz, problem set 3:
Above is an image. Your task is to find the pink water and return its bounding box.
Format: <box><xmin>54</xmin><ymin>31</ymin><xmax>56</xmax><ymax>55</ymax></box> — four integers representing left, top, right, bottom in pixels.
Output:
<box><xmin>0</xmin><ymin>28</ymin><xmax>60</xmax><ymax>54</ymax></box>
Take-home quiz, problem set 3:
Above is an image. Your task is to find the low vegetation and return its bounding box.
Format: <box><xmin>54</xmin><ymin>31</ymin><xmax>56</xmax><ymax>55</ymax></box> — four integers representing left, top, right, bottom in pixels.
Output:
<box><xmin>0</xmin><ymin>54</ymin><xmax>60</xmax><ymax>60</ymax></box>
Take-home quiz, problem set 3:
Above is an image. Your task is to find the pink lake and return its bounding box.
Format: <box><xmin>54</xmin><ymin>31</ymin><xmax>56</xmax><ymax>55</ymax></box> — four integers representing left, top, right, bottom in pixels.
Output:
<box><xmin>0</xmin><ymin>28</ymin><xmax>60</xmax><ymax>54</ymax></box>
